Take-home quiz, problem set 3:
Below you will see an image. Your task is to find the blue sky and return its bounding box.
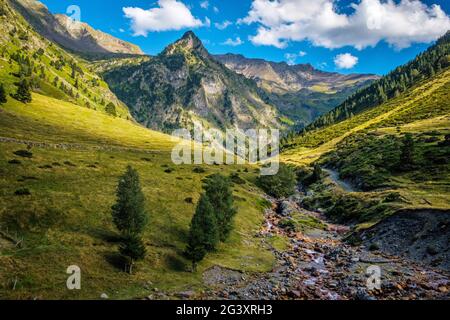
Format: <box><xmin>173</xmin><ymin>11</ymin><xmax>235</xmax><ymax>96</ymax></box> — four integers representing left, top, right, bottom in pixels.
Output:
<box><xmin>40</xmin><ymin>0</ymin><xmax>450</xmax><ymax>75</ymax></box>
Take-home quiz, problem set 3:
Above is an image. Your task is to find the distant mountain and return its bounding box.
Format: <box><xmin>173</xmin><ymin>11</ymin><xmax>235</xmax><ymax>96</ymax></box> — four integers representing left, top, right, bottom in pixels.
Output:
<box><xmin>214</xmin><ymin>54</ymin><xmax>379</xmax><ymax>128</ymax></box>
<box><xmin>9</xmin><ymin>0</ymin><xmax>143</xmax><ymax>55</ymax></box>
<box><xmin>103</xmin><ymin>32</ymin><xmax>283</xmax><ymax>132</ymax></box>
<box><xmin>215</xmin><ymin>54</ymin><xmax>378</xmax><ymax>94</ymax></box>
<box><xmin>308</xmin><ymin>31</ymin><xmax>450</xmax><ymax>130</ymax></box>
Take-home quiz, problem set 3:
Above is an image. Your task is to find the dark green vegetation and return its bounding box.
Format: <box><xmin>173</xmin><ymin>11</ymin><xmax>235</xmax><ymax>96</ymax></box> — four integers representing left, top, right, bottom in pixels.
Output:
<box><xmin>257</xmin><ymin>164</ymin><xmax>297</xmax><ymax>198</ymax></box>
<box><xmin>11</xmin><ymin>78</ymin><xmax>31</xmax><ymax>103</ymax></box>
<box><xmin>186</xmin><ymin>174</ymin><xmax>237</xmax><ymax>270</ymax></box>
<box><xmin>185</xmin><ymin>194</ymin><xmax>218</xmax><ymax>271</ymax></box>
<box><xmin>112</xmin><ymin>166</ymin><xmax>148</xmax><ymax>273</ymax></box>
<box><xmin>308</xmin><ymin>31</ymin><xmax>450</xmax><ymax>130</ymax></box>
<box><xmin>0</xmin><ymin>83</ymin><xmax>7</xmax><ymax>103</ymax></box>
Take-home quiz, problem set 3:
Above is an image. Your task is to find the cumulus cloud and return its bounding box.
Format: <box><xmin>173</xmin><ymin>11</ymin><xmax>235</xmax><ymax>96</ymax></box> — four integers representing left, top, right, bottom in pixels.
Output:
<box><xmin>299</xmin><ymin>51</ymin><xmax>307</xmax><ymax>57</ymax></box>
<box><xmin>222</xmin><ymin>37</ymin><xmax>244</xmax><ymax>46</ymax></box>
<box><xmin>215</xmin><ymin>20</ymin><xmax>232</xmax><ymax>30</ymax></box>
<box><xmin>334</xmin><ymin>53</ymin><xmax>359</xmax><ymax>69</ymax></box>
<box><xmin>123</xmin><ymin>0</ymin><xmax>204</xmax><ymax>36</ymax></box>
<box><xmin>240</xmin><ymin>0</ymin><xmax>450</xmax><ymax>50</ymax></box>
<box><xmin>213</xmin><ymin>6</ymin><xmax>219</xmax><ymax>13</ymax></box>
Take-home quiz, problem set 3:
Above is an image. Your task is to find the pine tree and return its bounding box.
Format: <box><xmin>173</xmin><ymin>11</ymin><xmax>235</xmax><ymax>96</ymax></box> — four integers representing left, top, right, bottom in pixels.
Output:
<box><xmin>12</xmin><ymin>79</ymin><xmax>31</xmax><ymax>103</ymax></box>
<box><xmin>119</xmin><ymin>235</ymin><xmax>146</xmax><ymax>274</ymax></box>
<box><xmin>185</xmin><ymin>195</ymin><xmax>218</xmax><ymax>271</ymax></box>
<box><xmin>400</xmin><ymin>134</ymin><xmax>415</xmax><ymax>169</ymax></box>
<box><xmin>203</xmin><ymin>174</ymin><xmax>236</xmax><ymax>241</ymax></box>
<box><xmin>112</xmin><ymin>166</ymin><xmax>148</xmax><ymax>273</ymax></box>
<box><xmin>0</xmin><ymin>83</ymin><xmax>7</xmax><ymax>104</ymax></box>
<box><xmin>105</xmin><ymin>102</ymin><xmax>117</xmax><ymax>117</ymax></box>
<box><xmin>112</xmin><ymin>166</ymin><xmax>148</xmax><ymax>235</ymax></box>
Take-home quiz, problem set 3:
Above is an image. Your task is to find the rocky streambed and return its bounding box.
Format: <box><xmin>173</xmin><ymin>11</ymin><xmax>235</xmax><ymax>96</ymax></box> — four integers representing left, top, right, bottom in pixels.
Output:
<box><xmin>202</xmin><ymin>188</ymin><xmax>450</xmax><ymax>300</ymax></box>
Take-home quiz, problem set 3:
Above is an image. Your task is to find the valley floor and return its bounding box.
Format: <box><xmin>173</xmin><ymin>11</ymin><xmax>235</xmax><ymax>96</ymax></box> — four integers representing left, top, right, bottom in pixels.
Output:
<box><xmin>202</xmin><ymin>188</ymin><xmax>450</xmax><ymax>300</ymax></box>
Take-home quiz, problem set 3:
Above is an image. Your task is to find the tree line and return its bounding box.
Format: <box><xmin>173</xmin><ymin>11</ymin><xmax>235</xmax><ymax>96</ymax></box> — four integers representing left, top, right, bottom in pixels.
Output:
<box><xmin>305</xmin><ymin>31</ymin><xmax>450</xmax><ymax>132</ymax></box>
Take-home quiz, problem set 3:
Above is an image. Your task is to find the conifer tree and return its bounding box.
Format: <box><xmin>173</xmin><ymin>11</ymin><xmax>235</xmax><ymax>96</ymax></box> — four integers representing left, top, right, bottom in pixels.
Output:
<box><xmin>203</xmin><ymin>174</ymin><xmax>236</xmax><ymax>241</ymax></box>
<box><xmin>12</xmin><ymin>79</ymin><xmax>31</xmax><ymax>103</ymax></box>
<box><xmin>0</xmin><ymin>83</ymin><xmax>7</xmax><ymax>104</ymax></box>
<box><xmin>112</xmin><ymin>166</ymin><xmax>148</xmax><ymax>273</ymax></box>
<box><xmin>185</xmin><ymin>194</ymin><xmax>218</xmax><ymax>271</ymax></box>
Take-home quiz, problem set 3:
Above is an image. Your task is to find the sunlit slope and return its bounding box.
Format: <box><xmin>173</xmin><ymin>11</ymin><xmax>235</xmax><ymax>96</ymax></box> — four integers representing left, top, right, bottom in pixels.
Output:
<box><xmin>0</xmin><ymin>95</ymin><xmax>274</xmax><ymax>299</ymax></box>
<box><xmin>282</xmin><ymin>68</ymin><xmax>450</xmax><ymax>165</ymax></box>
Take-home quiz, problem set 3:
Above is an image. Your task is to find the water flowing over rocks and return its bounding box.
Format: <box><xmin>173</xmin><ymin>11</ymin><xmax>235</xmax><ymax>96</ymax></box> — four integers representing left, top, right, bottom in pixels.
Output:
<box><xmin>202</xmin><ymin>187</ymin><xmax>450</xmax><ymax>300</ymax></box>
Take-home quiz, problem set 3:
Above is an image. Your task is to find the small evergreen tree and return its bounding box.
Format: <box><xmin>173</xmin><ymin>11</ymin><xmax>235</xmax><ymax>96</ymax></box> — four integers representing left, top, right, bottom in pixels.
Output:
<box><xmin>119</xmin><ymin>235</ymin><xmax>146</xmax><ymax>274</ymax></box>
<box><xmin>185</xmin><ymin>195</ymin><xmax>219</xmax><ymax>271</ymax></box>
<box><xmin>112</xmin><ymin>166</ymin><xmax>148</xmax><ymax>235</ymax></box>
<box><xmin>311</xmin><ymin>163</ymin><xmax>323</xmax><ymax>183</ymax></box>
<box><xmin>204</xmin><ymin>174</ymin><xmax>236</xmax><ymax>241</ymax></box>
<box><xmin>112</xmin><ymin>166</ymin><xmax>148</xmax><ymax>273</ymax></box>
<box><xmin>12</xmin><ymin>79</ymin><xmax>32</xmax><ymax>103</ymax></box>
<box><xmin>105</xmin><ymin>102</ymin><xmax>117</xmax><ymax>117</ymax></box>
<box><xmin>400</xmin><ymin>133</ymin><xmax>415</xmax><ymax>168</ymax></box>
<box><xmin>0</xmin><ymin>83</ymin><xmax>7</xmax><ymax>104</ymax></box>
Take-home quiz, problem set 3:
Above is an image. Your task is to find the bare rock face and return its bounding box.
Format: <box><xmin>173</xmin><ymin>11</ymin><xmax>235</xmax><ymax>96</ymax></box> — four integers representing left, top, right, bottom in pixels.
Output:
<box><xmin>10</xmin><ymin>0</ymin><xmax>143</xmax><ymax>55</ymax></box>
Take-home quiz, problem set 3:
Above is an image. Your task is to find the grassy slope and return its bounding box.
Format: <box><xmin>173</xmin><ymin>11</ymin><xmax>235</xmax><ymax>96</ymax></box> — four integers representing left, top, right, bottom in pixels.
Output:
<box><xmin>282</xmin><ymin>68</ymin><xmax>450</xmax><ymax>227</ymax></box>
<box><xmin>0</xmin><ymin>0</ymin><xmax>129</xmax><ymax>118</ymax></box>
<box><xmin>0</xmin><ymin>94</ymin><xmax>274</xmax><ymax>299</ymax></box>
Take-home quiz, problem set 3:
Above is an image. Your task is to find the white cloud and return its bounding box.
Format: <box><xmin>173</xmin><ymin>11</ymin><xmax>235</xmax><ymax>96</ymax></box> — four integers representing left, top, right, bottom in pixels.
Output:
<box><xmin>284</xmin><ymin>50</ymin><xmax>308</xmax><ymax>65</ymax></box>
<box><xmin>240</xmin><ymin>0</ymin><xmax>450</xmax><ymax>50</ymax></box>
<box><xmin>284</xmin><ymin>53</ymin><xmax>297</xmax><ymax>65</ymax></box>
<box><xmin>204</xmin><ymin>16</ymin><xmax>211</xmax><ymax>27</ymax></box>
<box><xmin>200</xmin><ymin>1</ymin><xmax>209</xmax><ymax>9</ymax></box>
<box><xmin>334</xmin><ymin>53</ymin><xmax>359</xmax><ymax>69</ymax></box>
<box><xmin>213</xmin><ymin>6</ymin><xmax>219</xmax><ymax>13</ymax></box>
<box><xmin>123</xmin><ymin>0</ymin><xmax>203</xmax><ymax>36</ymax></box>
<box><xmin>222</xmin><ymin>37</ymin><xmax>244</xmax><ymax>46</ymax></box>
<box><xmin>119</xmin><ymin>28</ymin><xmax>125</xmax><ymax>33</ymax></box>
<box><xmin>215</xmin><ymin>20</ymin><xmax>232</xmax><ymax>30</ymax></box>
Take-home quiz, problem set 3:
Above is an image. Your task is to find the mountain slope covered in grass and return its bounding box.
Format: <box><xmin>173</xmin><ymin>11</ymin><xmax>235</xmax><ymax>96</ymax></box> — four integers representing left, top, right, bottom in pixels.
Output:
<box><xmin>0</xmin><ymin>0</ymin><xmax>130</xmax><ymax>118</ymax></box>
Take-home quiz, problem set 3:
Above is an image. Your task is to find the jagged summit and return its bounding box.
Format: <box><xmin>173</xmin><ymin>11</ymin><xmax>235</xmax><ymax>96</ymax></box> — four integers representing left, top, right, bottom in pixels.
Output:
<box><xmin>162</xmin><ymin>30</ymin><xmax>208</xmax><ymax>58</ymax></box>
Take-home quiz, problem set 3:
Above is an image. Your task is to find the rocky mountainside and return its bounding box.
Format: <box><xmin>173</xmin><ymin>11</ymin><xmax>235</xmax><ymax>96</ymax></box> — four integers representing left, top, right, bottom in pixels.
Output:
<box><xmin>9</xmin><ymin>0</ymin><xmax>143</xmax><ymax>55</ymax></box>
<box><xmin>215</xmin><ymin>54</ymin><xmax>379</xmax><ymax>128</ymax></box>
<box><xmin>103</xmin><ymin>32</ymin><xmax>283</xmax><ymax>132</ymax></box>
<box><xmin>215</xmin><ymin>54</ymin><xmax>378</xmax><ymax>94</ymax></box>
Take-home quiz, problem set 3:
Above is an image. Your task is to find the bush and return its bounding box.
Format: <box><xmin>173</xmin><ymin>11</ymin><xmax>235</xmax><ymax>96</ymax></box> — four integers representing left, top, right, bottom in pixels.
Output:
<box><xmin>105</xmin><ymin>102</ymin><xmax>117</xmax><ymax>117</ymax></box>
<box><xmin>256</xmin><ymin>164</ymin><xmax>297</xmax><ymax>198</ymax></box>
<box><xmin>14</xmin><ymin>188</ymin><xmax>31</xmax><ymax>196</ymax></box>
<box><xmin>230</xmin><ymin>173</ymin><xmax>246</xmax><ymax>185</ymax></box>
<box><xmin>8</xmin><ymin>159</ymin><xmax>21</xmax><ymax>165</ymax></box>
<box><xmin>11</xmin><ymin>79</ymin><xmax>32</xmax><ymax>103</ymax></box>
<box><xmin>0</xmin><ymin>83</ymin><xmax>7</xmax><ymax>104</ymax></box>
<box><xmin>13</xmin><ymin>150</ymin><xmax>33</xmax><ymax>158</ymax></box>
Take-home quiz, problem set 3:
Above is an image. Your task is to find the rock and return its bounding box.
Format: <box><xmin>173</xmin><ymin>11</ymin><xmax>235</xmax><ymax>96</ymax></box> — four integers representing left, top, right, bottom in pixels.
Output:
<box><xmin>355</xmin><ymin>288</ymin><xmax>376</xmax><ymax>301</ymax></box>
<box><xmin>177</xmin><ymin>290</ymin><xmax>196</xmax><ymax>299</ymax></box>
<box><xmin>100</xmin><ymin>293</ymin><xmax>109</xmax><ymax>299</ymax></box>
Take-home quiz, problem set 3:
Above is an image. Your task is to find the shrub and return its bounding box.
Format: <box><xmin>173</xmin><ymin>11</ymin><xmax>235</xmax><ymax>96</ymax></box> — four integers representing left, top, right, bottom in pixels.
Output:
<box><xmin>0</xmin><ymin>83</ymin><xmax>7</xmax><ymax>104</ymax></box>
<box><xmin>256</xmin><ymin>164</ymin><xmax>297</xmax><ymax>198</ymax></box>
<box><xmin>13</xmin><ymin>150</ymin><xmax>32</xmax><ymax>158</ymax></box>
<box><xmin>8</xmin><ymin>159</ymin><xmax>21</xmax><ymax>165</ymax></box>
<box><xmin>11</xmin><ymin>79</ymin><xmax>32</xmax><ymax>103</ymax></box>
<box><xmin>14</xmin><ymin>188</ymin><xmax>31</xmax><ymax>196</ymax></box>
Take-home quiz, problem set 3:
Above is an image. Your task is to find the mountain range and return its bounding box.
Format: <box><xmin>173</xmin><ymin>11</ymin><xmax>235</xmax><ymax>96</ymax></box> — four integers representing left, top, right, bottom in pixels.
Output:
<box><xmin>6</xmin><ymin>0</ymin><xmax>380</xmax><ymax>132</ymax></box>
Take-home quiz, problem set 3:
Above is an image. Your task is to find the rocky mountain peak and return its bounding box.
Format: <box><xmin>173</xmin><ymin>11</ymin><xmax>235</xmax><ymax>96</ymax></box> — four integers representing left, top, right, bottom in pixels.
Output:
<box><xmin>162</xmin><ymin>31</ymin><xmax>208</xmax><ymax>58</ymax></box>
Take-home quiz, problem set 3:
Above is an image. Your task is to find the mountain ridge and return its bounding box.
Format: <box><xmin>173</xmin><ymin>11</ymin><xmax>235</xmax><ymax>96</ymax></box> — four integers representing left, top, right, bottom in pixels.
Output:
<box><xmin>9</xmin><ymin>0</ymin><xmax>144</xmax><ymax>55</ymax></box>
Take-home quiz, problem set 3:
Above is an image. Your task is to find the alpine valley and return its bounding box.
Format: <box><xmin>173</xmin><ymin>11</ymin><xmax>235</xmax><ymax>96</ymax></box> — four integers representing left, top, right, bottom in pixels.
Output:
<box><xmin>0</xmin><ymin>0</ymin><xmax>449</xmax><ymax>301</ymax></box>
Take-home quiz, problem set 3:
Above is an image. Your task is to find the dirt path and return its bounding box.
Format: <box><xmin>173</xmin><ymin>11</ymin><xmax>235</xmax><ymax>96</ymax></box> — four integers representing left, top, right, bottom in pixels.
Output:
<box><xmin>203</xmin><ymin>189</ymin><xmax>450</xmax><ymax>300</ymax></box>
<box><xmin>322</xmin><ymin>168</ymin><xmax>356</xmax><ymax>193</ymax></box>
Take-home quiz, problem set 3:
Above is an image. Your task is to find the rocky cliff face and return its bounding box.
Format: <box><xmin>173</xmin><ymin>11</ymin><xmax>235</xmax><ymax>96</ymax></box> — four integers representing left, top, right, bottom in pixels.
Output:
<box><xmin>103</xmin><ymin>32</ymin><xmax>283</xmax><ymax>133</ymax></box>
<box><xmin>9</xmin><ymin>0</ymin><xmax>143</xmax><ymax>55</ymax></box>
